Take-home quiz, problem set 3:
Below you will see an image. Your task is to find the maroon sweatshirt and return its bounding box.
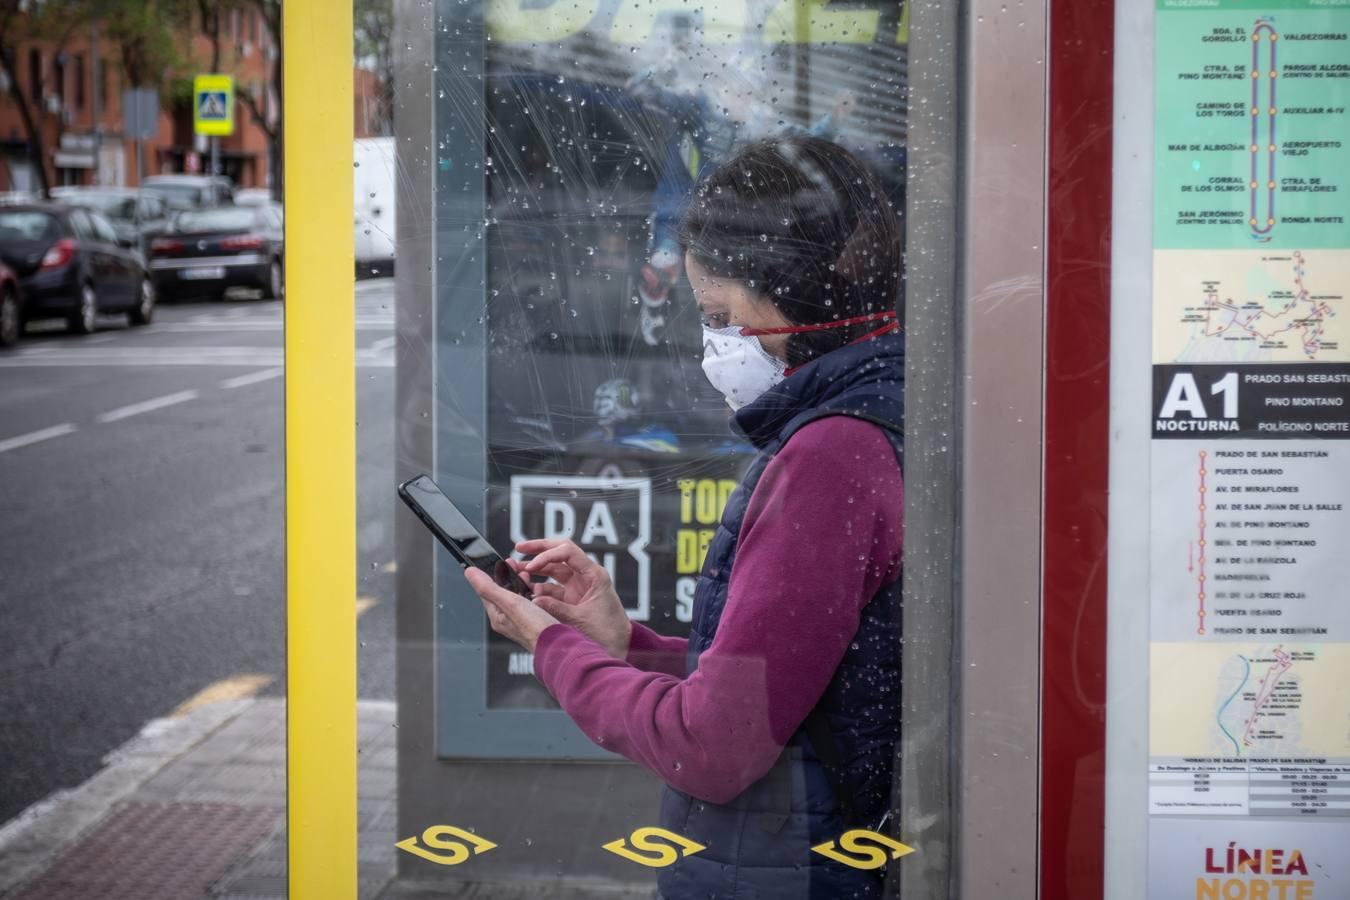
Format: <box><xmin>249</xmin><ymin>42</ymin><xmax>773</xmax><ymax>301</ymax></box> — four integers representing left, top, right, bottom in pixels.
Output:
<box><xmin>531</xmin><ymin>416</ymin><xmax>904</xmax><ymax>804</ymax></box>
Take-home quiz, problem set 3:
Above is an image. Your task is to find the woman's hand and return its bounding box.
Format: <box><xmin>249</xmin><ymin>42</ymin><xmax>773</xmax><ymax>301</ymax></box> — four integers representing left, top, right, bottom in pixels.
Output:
<box><xmin>464</xmin><ymin>567</ymin><xmax>560</xmax><ymax>653</ymax></box>
<box><xmin>515</xmin><ymin>538</ymin><xmax>633</xmax><ymax>659</ymax></box>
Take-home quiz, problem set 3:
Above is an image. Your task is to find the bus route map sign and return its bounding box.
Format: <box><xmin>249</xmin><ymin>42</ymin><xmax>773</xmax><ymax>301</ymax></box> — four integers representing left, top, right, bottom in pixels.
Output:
<box><xmin>1148</xmin><ymin>1</ymin><xmax>1350</xmax><ymax>896</ymax></box>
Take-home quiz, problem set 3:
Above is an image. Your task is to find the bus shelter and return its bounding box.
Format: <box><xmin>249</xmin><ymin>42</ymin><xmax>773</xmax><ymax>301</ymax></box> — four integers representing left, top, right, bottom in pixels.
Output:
<box><xmin>283</xmin><ymin>0</ymin><xmax>1350</xmax><ymax>897</ymax></box>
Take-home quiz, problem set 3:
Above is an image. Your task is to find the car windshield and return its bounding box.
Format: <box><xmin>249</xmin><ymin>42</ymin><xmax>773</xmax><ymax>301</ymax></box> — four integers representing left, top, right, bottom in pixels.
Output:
<box><xmin>145</xmin><ymin>183</ymin><xmax>206</xmax><ymax>210</ymax></box>
<box><xmin>174</xmin><ymin>207</ymin><xmax>256</xmax><ymax>233</ymax></box>
<box><xmin>0</xmin><ymin>211</ymin><xmax>60</xmax><ymax>242</ymax></box>
<box><xmin>69</xmin><ymin>193</ymin><xmax>137</xmax><ymax>222</ymax></box>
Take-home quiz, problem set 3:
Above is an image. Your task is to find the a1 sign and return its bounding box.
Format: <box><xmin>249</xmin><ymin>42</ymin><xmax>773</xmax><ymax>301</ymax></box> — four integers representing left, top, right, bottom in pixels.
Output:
<box><xmin>509</xmin><ymin>476</ymin><xmax>653</xmax><ymax>619</ymax></box>
<box><xmin>1152</xmin><ymin>364</ymin><xmax>1350</xmax><ymax>440</ymax></box>
<box><xmin>1157</xmin><ymin>371</ymin><xmax>1239</xmax><ymax>422</ymax></box>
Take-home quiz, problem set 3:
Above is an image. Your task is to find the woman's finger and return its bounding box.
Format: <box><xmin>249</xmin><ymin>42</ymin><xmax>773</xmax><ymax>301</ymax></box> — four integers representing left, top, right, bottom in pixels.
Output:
<box><xmin>531</xmin><ymin>581</ymin><xmax>567</xmax><ymax>602</ymax></box>
<box><xmin>523</xmin><ymin>541</ymin><xmax>593</xmax><ymax>575</ymax></box>
<box><xmin>515</xmin><ymin>537</ymin><xmax>572</xmax><ymax>554</ymax></box>
<box><xmin>478</xmin><ymin>595</ymin><xmax>504</xmax><ymax>632</ymax></box>
<box><xmin>466</xmin><ymin>566</ymin><xmax>522</xmax><ymax>613</ymax></box>
<box><xmin>526</xmin><ymin>561</ymin><xmax>575</xmax><ymax>585</ymax></box>
<box><xmin>521</xmin><ymin>546</ymin><xmax>574</xmax><ymax>572</ymax></box>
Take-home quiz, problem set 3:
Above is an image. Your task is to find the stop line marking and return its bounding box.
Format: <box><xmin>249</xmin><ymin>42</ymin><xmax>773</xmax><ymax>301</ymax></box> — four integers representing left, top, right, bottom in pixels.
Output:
<box><xmin>97</xmin><ymin>390</ymin><xmax>200</xmax><ymax>423</ymax></box>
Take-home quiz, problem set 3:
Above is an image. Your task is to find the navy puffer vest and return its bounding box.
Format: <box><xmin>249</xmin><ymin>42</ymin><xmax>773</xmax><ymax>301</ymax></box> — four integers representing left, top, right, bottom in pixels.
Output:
<box><xmin>655</xmin><ymin>333</ymin><xmax>905</xmax><ymax>900</ymax></box>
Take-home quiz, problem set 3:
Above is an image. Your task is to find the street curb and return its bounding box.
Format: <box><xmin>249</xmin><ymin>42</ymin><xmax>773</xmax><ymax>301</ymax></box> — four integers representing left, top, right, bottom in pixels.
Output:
<box><xmin>379</xmin><ymin>877</ymin><xmax>655</xmax><ymax>899</ymax></box>
<box><xmin>0</xmin><ymin>698</ymin><xmax>255</xmax><ymax>896</ymax></box>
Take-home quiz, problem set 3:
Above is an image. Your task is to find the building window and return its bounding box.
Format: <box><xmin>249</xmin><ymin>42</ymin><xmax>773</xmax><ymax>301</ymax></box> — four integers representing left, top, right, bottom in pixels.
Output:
<box><xmin>27</xmin><ymin>49</ymin><xmax>40</xmax><ymax>105</ymax></box>
<box><xmin>52</xmin><ymin>56</ymin><xmax>64</xmax><ymax>105</ymax></box>
<box><xmin>74</xmin><ymin>54</ymin><xmax>84</xmax><ymax>111</ymax></box>
<box><xmin>99</xmin><ymin>59</ymin><xmax>109</xmax><ymax>111</ymax></box>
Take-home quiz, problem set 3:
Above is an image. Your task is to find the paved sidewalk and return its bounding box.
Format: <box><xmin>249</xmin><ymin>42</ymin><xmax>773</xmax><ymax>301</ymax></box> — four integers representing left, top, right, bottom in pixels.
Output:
<box><xmin>0</xmin><ymin>697</ymin><xmax>398</xmax><ymax>900</ymax></box>
<box><xmin>0</xmin><ymin>699</ymin><xmax>656</xmax><ymax>900</ymax></box>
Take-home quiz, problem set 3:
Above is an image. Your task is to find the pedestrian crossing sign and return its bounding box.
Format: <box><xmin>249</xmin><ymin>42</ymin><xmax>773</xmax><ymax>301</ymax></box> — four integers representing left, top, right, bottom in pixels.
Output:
<box><xmin>193</xmin><ymin>75</ymin><xmax>235</xmax><ymax>136</ymax></box>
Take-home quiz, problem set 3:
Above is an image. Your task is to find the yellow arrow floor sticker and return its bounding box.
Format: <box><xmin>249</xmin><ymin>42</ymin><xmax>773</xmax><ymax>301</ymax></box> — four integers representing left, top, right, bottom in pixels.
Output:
<box><xmin>395</xmin><ymin>825</ymin><xmax>498</xmax><ymax>865</ymax></box>
<box><xmin>602</xmin><ymin>827</ymin><xmax>707</xmax><ymax>868</ymax></box>
<box><xmin>812</xmin><ymin>829</ymin><xmax>916</xmax><ymax>870</ymax></box>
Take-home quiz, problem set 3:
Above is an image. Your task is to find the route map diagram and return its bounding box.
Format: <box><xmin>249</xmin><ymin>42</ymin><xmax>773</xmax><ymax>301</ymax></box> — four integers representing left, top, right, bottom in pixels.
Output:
<box><xmin>1248</xmin><ymin>17</ymin><xmax>1277</xmax><ymax>243</ymax></box>
<box><xmin>1153</xmin><ymin>7</ymin><xmax>1350</xmax><ymax>251</ymax></box>
<box><xmin>1150</xmin><ymin>642</ymin><xmax>1350</xmax><ymax>759</ymax></box>
<box><xmin>1148</xmin><ymin>0</ymin><xmax>1350</xmax><ymax>864</ymax></box>
<box><xmin>1216</xmin><ymin>645</ymin><xmax>1295</xmax><ymax>755</ymax></box>
<box><xmin>1154</xmin><ymin>248</ymin><xmax>1348</xmax><ymax>363</ymax></box>
<box><xmin>1149</xmin><ymin>440</ymin><xmax>1350</xmax><ymax>643</ymax></box>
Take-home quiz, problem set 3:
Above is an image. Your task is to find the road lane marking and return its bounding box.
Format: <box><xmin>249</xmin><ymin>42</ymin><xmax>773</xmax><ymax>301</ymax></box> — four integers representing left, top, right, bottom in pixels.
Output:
<box><xmin>369</xmin><ymin>336</ymin><xmax>395</xmax><ymax>352</ymax></box>
<box><xmin>170</xmin><ymin>674</ymin><xmax>276</xmax><ymax>718</ymax></box>
<box><xmin>135</xmin><ymin>318</ymin><xmax>389</xmax><ymax>331</ymax></box>
<box><xmin>0</xmin><ymin>348</ymin><xmax>391</xmax><ymax>368</ymax></box>
<box><xmin>97</xmin><ymin>390</ymin><xmax>199</xmax><ymax>423</ymax></box>
<box><xmin>221</xmin><ymin>367</ymin><xmax>285</xmax><ymax>389</ymax></box>
<box><xmin>0</xmin><ymin>355</ymin><xmax>285</xmax><ymax>367</ymax></box>
<box><xmin>0</xmin><ymin>423</ymin><xmax>76</xmax><ymax>454</ymax></box>
<box><xmin>144</xmin><ymin>321</ymin><xmax>285</xmax><ymax>332</ymax></box>
<box><xmin>0</xmin><ymin>346</ymin><xmax>283</xmax><ymax>364</ymax></box>
<box><xmin>357</xmin><ymin>596</ymin><xmax>379</xmax><ymax>618</ymax></box>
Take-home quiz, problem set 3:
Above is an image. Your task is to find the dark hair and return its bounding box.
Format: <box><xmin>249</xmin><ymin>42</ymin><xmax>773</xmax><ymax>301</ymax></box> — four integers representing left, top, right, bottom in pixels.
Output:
<box><xmin>677</xmin><ymin>135</ymin><xmax>903</xmax><ymax>368</ymax></box>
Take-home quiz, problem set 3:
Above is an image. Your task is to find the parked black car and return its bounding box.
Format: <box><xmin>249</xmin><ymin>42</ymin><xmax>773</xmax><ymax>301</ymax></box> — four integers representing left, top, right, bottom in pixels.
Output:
<box><xmin>0</xmin><ymin>204</ymin><xmax>154</xmax><ymax>334</ymax></box>
<box><xmin>142</xmin><ymin>174</ymin><xmax>235</xmax><ymax>212</ymax></box>
<box><xmin>50</xmin><ymin>187</ymin><xmax>171</xmax><ymax>257</ymax></box>
<box><xmin>0</xmin><ymin>260</ymin><xmax>22</xmax><ymax>347</ymax></box>
<box><xmin>149</xmin><ymin>204</ymin><xmax>283</xmax><ymax>302</ymax></box>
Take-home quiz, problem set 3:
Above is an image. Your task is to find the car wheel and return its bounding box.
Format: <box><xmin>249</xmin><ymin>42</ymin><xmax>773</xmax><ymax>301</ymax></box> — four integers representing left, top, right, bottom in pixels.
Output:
<box><xmin>68</xmin><ymin>282</ymin><xmax>98</xmax><ymax>335</ymax></box>
<box><xmin>0</xmin><ymin>287</ymin><xmax>19</xmax><ymax>347</ymax></box>
<box><xmin>263</xmin><ymin>257</ymin><xmax>283</xmax><ymax>300</ymax></box>
<box><xmin>129</xmin><ymin>278</ymin><xmax>155</xmax><ymax>326</ymax></box>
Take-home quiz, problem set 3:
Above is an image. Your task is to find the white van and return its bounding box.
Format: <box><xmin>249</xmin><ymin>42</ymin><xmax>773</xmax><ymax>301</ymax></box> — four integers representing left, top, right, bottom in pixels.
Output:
<box><xmin>353</xmin><ymin>137</ymin><xmax>396</xmax><ymax>272</ymax></box>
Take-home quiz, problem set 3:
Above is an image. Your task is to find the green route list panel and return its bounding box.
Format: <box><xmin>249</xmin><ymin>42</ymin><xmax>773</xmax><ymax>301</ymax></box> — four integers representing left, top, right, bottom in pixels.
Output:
<box><xmin>1155</xmin><ymin>0</ymin><xmax>1350</xmax><ymax>250</ymax></box>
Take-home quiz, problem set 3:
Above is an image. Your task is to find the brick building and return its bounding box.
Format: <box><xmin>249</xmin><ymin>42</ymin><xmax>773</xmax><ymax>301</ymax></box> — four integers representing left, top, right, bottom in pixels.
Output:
<box><xmin>0</xmin><ymin>9</ymin><xmax>384</xmax><ymax>195</ymax></box>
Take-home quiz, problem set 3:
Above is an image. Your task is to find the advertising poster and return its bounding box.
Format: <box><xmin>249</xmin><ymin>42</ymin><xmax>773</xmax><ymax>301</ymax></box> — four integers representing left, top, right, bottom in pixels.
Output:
<box><xmin>1150</xmin><ymin>0</ymin><xmax>1350</xmax><ymax>893</ymax></box>
<box><xmin>474</xmin><ymin>2</ymin><xmax>911</xmax><ymax>710</ymax></box>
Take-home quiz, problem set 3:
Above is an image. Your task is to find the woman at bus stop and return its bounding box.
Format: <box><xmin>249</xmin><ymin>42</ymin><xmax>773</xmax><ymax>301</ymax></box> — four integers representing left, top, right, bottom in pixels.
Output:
<box><xmin>466</xmin><ymin>135</ymin><xmax>905</xmax><ymax>900</ymax></box>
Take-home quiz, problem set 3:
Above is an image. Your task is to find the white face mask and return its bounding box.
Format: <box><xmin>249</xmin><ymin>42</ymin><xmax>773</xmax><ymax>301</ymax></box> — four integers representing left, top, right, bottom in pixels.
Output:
<box><xmin>701</xmin><ymin>325</ymin><xmax>787</xmax><ymax>410</ymax></box>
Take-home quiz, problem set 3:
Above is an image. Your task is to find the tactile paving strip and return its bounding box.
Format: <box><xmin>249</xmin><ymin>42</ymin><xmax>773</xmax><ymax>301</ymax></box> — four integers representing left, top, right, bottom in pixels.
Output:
<box><xmin>7</xmin><ymin>800</ymin><xmax>280</xmax><ymax>900</ymax></box>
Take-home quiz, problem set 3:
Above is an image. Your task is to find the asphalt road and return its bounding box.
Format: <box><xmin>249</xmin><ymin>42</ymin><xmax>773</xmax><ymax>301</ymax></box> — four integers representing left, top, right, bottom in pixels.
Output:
<box><xmin>0</xmin><ymin>279</ymin><xmax>397</xmax><ymax>826</ymax></box>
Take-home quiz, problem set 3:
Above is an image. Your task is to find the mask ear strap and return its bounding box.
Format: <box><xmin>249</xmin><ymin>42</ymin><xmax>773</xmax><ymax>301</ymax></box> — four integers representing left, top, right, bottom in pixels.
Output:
<box><xmin>782</xmin><ymin>321</ymin><xmax>902</xmax><ymax>376</ymax></box>
<box><xmin>740</xmin><ymin>310</ymin><xmax>897</xmax><ymax>336</ymax></box>
<box><xmin>851</xmin><ymin>321</ymin><xmax>902</xmax><ymax>342</ymax></box>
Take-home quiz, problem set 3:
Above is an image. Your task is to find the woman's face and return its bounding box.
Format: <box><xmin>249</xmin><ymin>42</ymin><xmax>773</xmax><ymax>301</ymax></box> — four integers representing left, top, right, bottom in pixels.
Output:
<box><xmin>685</xmin><ymin>251</ymin><xmax>795</xmax><ymax>360</ymax></box>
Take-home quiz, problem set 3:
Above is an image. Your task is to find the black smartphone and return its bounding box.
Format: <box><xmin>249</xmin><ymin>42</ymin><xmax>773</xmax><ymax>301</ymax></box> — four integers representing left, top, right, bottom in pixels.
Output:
<box><xmin>397</xmin><ymin>474</ymin><xmax>534</xmax><ymax>598</ymax></box>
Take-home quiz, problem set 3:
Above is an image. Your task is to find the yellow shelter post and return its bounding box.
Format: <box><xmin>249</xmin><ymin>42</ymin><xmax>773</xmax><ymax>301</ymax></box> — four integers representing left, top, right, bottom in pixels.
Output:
<box><xmin>283</xmin><ymin>1</ymin><xmax>356</xmax><ymax>897</ymax></box>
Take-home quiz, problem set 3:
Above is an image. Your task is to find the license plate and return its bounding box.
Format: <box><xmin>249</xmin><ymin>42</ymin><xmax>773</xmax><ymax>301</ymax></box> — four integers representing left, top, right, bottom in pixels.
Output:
<box><xmin>180</xmin><ymin>267</ymin><xmax>225</xmax><ymax>280</ymax></box>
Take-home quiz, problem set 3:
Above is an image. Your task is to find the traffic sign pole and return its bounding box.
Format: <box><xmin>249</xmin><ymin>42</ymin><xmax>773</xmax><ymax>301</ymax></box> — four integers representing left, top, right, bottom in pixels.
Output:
<box><xmin>193</xmin><ymin>74</ymin><xmax>235</xmax><ymax>181</ymax></box>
